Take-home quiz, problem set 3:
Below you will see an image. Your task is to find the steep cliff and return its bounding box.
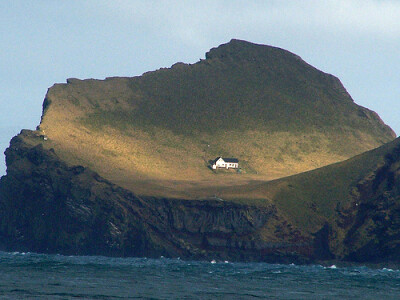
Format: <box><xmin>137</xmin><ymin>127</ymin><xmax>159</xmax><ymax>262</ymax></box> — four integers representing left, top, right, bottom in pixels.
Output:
<box><xmin>0</xmin><ymin>130</ymin><xmax>322</xmax><ymax>262</ymax></box>
<box><xmin>333</xmin><ymin>141</ymin><xmax>400</xmax><ymax>262</ymax></box>
<box><xmin>246</xmin><ymin>137</ymin><xmax>400</xmax><ymax>263</ymax></box>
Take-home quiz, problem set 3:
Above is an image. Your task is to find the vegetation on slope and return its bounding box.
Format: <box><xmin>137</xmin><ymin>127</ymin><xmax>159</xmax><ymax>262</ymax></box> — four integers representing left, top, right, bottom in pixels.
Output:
<box><xmin>215</xmin><ymin>138</ymin><xmax>400</xmax><ymax>236</ymax></box>
<box><xmin>37</xmin><ymin>39</ymin><xmax>395</xmax><ymax>197</ymax></box>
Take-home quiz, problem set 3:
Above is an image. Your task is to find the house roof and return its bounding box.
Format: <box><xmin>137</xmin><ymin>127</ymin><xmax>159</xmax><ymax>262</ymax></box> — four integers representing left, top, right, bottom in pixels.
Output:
<box><xmin>213</xmin><ymin>157</ymin><xmax>239</xmax><ymax>164</ymax></box>
<box><xmin>223</xmin><ymin>157</ymin><xmax>239</xmax><ymax>163</ymax></box>
<box><xmin>213</xmin><ymin>157</ymin><xmax>222</xmax><ymax>164</ymax></box>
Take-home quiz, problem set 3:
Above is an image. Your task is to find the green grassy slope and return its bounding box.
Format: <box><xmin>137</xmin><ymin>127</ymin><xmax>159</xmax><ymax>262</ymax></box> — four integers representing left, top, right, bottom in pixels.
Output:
<box><xmin>83</xmin><ymin>40</ymin><xmax>392</xmax><ymax>146</ymax></box>
<box><xmin>218</xmin><ymin>138</ymin><xmax>400</xmax><ymax>234</ymax></box>
<box><xmin>37</xmin><ymin>39</ymin><xmax>395</xmax><ymax>197</ymax></box>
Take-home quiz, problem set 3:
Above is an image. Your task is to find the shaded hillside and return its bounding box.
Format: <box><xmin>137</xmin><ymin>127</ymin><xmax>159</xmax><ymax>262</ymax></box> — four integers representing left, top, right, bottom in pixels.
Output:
<box><xmin>214</xmin><ymin>136</ymin><xmax>400</xmax><ymax>262</ymax></box>
<box><xmin>37</xmin><ymin>39</ymin><xmax>395</xmax><ymax>197</ymax></box>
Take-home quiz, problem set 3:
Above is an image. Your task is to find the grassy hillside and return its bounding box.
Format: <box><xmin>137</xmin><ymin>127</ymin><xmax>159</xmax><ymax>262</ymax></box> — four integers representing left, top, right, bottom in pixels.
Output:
<box><xmin>37</xmin><ymin>39</ymin><xmax>395</xmax><ymax>198</ymax></box>
<box><xmin>215</xmin><ymin>137</ymin><xmax>400</xmax><ymax>234</ymax></box>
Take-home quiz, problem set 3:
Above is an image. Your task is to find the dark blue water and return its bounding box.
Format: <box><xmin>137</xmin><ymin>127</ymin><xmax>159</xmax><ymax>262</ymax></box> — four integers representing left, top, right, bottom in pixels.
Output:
<box><xmin>0</xmin><ymin>251</ymin><xmax>400</xmax><ymax>299</ymax></box>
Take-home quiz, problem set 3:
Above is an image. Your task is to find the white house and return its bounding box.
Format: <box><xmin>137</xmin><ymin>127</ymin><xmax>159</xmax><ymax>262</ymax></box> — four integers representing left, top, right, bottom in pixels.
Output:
<box><xmin>212</xmin><ymin>157</ymin><xmax>239</xmax><ymax>169</ymax></box>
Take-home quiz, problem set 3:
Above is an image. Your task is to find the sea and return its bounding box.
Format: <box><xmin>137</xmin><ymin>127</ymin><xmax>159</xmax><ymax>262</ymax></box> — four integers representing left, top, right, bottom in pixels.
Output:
<box><xmin>1</xmin><ymin>251</ymin><xmax>400</xmax><ymax>299</ymax></box>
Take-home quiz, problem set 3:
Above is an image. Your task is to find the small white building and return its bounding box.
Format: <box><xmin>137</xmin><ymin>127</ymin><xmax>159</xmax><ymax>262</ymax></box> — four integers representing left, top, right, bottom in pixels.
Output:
<box><xmin>212</xmin><ymin>157</ymin><xmax>239</xmax><ymax>169</ymax></box>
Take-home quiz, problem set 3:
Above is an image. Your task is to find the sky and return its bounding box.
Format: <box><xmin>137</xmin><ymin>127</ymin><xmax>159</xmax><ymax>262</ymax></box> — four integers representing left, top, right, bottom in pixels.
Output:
<box><xmin>1</xmin><ymin>0</ymin><xmax>399</xmax><ymax>176</ymax></box>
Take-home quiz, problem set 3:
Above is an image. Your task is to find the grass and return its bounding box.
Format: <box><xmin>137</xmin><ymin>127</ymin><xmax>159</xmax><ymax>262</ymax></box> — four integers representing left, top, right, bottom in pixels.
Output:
<box><xmin>36</xmin><ymin>39</ymin><xmax>396</xmax><ymax>216</ymax></box>
<box><xmin>221</xmin><ymin>138</ymin><xmax>400</xmax><ymax>233</ymax></box>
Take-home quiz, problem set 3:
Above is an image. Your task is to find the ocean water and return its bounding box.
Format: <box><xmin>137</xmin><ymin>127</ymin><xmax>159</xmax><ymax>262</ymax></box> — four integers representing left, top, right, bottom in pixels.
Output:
<box><xmin>0</xmin><ymin>252</ymin><xmax>400</xmax><ymax>299</ymax></box>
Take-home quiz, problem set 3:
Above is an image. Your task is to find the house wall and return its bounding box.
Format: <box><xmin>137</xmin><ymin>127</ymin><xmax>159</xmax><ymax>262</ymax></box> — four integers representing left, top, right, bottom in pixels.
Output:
<box><xmin>225</xmin><ymin>162</ymin><xmax>238</xmax><ymax>169</ymax></box>
<box><xmin>213</xmin><ymin>159</ymin><xmax>238</xmax><ymax>169</ymax></box>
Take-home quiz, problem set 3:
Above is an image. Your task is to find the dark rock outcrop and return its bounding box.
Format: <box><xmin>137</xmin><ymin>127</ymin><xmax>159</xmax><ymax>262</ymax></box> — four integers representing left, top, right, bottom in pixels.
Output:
<box><xmin>334</xmin><ymin>143</ymin><xmax>400</xmax><ymax>262</ymax></box>
<box><xmin>0</xmin><ymin>130</ymin><xmax>318</xmax><ymax>262</ymax></box>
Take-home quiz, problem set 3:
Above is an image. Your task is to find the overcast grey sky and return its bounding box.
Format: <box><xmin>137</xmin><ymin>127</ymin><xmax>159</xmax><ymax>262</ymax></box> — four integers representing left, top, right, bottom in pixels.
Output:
<box><xmin>1</xmin><ymin>0</ymin><xmax>399</xmax><ymax>175</ymax></box>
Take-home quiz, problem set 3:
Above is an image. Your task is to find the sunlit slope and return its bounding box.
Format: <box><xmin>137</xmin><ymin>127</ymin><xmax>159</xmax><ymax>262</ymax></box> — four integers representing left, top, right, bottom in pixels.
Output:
<box><xmin>38</xmin><ymin>39</ymin><xmax>395</xmax><ymax>197</ymax></box>
<box><xmin>217</xmin><ymin>138</ymin><xmax>400</xmax><ymax>234</ymax></box>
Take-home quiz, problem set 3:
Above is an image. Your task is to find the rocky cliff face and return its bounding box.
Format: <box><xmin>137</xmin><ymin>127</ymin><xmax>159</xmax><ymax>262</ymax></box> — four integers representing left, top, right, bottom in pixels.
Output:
<box><xmin>333</xmin><ymin>142</ymin><xmax>400</xmax><ymax>263</ymax></box>
<box><xmin>2</xmin><ymin>130</ymin><xmax>400</xmax><ymax>263</ymax></box>
<box><xmin>0</xmin><ymin>130</ymin><xmax>324</xmax><ymax>262</ymax></box>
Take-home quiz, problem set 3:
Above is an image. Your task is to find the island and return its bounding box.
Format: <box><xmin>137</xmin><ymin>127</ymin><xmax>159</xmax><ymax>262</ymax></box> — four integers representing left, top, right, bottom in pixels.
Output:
<box><xmin>1</xmin><ymin>39</ymin><xmax>399</xmax><ymax>264</ymax></box>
